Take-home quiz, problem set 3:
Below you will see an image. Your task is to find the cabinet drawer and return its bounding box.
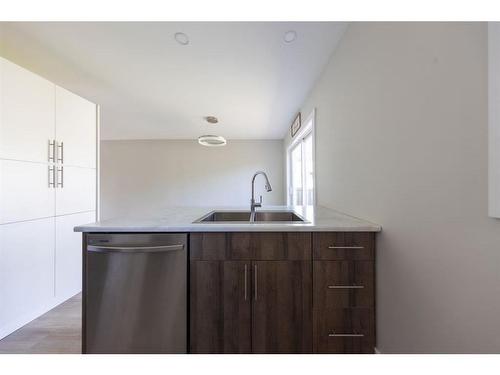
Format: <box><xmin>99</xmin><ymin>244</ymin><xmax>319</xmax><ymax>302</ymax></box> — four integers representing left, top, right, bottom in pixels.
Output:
<box><xmin>313</xmin><ymin>308</ymin><xmax>374</xmax><ymax>354</ymax></box>
<box><xmin>314</xmin><ymin>261</ymin><xmax>374</xmax><ymax>308</ymax></box>
<box><xmin>230</xmin><ymin>232</ymin><xmax>311</xmax><ymax>260</ymax></box>
<box><xmin>190</xmin><ymin>232</ymin><xmax>311</xmax><ymax>260</ymax></box>
<box><xmin>190</xmin><ymin>233</ymin><xmax>227</xmax><ymax>260</ymax></box>
<box><xmin>313</xmin><ymin>232</ymin><xmax>374</xmax><ymax>260</ymax></box>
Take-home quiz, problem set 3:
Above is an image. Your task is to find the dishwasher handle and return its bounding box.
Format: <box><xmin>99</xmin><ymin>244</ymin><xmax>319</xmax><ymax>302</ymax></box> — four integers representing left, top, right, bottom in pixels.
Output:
<box><xmin>87</xmin><ymin>244</ymin><xmax>185</xmax><ymax>254</ymax></box>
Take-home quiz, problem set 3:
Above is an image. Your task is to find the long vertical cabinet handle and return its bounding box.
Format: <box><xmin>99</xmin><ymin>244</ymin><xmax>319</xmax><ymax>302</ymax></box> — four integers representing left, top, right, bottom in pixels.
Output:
<box><xmin>244</xmin><ymin>264</ymin><xmax>248</xmax><ymax>300</ymax></box>
<box><xmin>57</xmin><ymin>166</ymin><xmax>64</xmax><ymax>188</ymax></box>
<box><xmin>48</xmin><ymin>140</ymin><xmax>55</xmax><ymax>162</ymax></box>
<box><xmin>57</xmin><ymin>141</ymin><xmax>64</xmax><ymax>164</ymax></box>
<box><xmin>48</xmin><ymin>166</ymin><xmax>55</xmax><ymax>188</ymax></box>
<box><xmin>254</xmin><ymin>264</ymin><xmax>258</xmax><ymax>301</ymax></box>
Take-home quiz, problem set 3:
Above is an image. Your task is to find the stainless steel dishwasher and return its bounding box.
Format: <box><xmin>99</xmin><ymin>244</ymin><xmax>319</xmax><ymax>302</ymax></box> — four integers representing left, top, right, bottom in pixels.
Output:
<box><xmin>84</xmin><ymin>233</ymin><xmax>187</xmax><ymax>354</ymax></box>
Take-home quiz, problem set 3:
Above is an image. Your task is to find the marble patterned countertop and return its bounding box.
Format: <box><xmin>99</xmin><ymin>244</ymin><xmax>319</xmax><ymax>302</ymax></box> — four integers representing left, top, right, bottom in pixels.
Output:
<box><xmin>74</xmin><ymin>205</ymin><xmax>381</xmax><ymax>233</ymax></box>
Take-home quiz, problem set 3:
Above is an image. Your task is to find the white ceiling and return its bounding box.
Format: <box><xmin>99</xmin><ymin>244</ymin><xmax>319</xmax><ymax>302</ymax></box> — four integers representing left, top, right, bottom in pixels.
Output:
<box><xmin>0</xmin><ymin>22</ymin><xmax>346</xmax><ymax>140</ymax></box>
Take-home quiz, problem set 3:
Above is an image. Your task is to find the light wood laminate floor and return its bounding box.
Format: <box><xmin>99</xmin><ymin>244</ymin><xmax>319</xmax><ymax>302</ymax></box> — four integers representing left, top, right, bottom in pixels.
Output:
<box><xmin>0</xmin><ymin>294</ymin><xmax>81</xmax><ymax>354</ymax></box>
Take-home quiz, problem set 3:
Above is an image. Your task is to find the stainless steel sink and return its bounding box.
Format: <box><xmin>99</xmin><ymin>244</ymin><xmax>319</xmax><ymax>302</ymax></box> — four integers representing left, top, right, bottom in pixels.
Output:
<box><xmin>254</xmin><ymin>211</ymin><xmax>305</xmax><ymax>222</ymax></box>
<box><xmin>197</xmin><ymin>211</ymin><xmax>251</xmax><ymax>222</ymax></box>
<box><xmin>194</xmin><ymin>210</ymin><xmax>308</xmax><ymax>223</ymax></box>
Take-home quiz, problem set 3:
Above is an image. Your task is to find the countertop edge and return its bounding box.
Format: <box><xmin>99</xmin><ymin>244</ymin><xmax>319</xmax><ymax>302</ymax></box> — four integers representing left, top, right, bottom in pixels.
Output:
<box><xmin>74</xmin><ymin>206</ymin><xmax>382</xmax><ymax>233</ymax></box>
<box><xmin>75</xmin><ymin>226</ymin><xmax>381</xmax><ymax>233</ymax></box>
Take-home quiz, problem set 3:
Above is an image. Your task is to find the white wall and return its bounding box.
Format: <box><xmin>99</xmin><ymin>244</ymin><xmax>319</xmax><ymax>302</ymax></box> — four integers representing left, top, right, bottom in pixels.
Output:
<box><xmin>488</xmin><ymin>23</ymin><xmax>500</xmax><ymax>218</ymax></box>
<box><xmin>286</xmin><ymin>22</ymin><xmax>500</xmax><ymax>353</ymax></box>
<box><xmin>100</xmin><ymin>139</ymin><xmax>284</xmax><ymax>219</ymax></box>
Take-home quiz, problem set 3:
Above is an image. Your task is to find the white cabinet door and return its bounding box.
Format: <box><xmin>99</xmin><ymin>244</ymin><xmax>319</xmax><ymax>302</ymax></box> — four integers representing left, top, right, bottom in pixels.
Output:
<box><xmin>0</xmin><ymin>58</ymin><xmax>55</xmax><ymax>162</ymax></box>
<box><xmin>55</xmin><ymin>211</ymin><xmax>95</xmax><ymax>303</ymax></box>
<box><xmin>56</xmin><ymin>86</ymin><xmax>96</xmax><ymax>168</ymax></box>
<box><xmin>55</xmin><ymin>166</ymin><xmax>96</xmax><ymax>216</ymax></box>
<box><xmin>0</xmin><ymin>160</ymin><xmax>56</xmax><ymax>224</ymax></box>
<box><xmin>0</xmin><ymin>217</ymin><xmax>56</xmax><ymax>339</ymax></box>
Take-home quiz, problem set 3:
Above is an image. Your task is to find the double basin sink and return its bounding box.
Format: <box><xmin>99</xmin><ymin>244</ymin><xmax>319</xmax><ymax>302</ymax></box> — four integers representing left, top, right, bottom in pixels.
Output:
<box><xmin>194</xmin><ymin>210</ymin><xmax>308</xmax><ymax>223</ymax></box>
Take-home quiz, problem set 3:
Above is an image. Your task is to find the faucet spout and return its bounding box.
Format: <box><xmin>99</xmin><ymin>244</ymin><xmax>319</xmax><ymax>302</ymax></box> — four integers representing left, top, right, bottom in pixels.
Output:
<box><xmin>250</xmin><ymin>171</ymin><xmax>272</xmax><ymax>221</ymax></box>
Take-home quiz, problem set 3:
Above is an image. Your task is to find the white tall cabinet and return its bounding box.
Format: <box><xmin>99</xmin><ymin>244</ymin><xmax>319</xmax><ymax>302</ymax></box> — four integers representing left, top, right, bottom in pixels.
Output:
<box><xmin>0</xmin><ymin>57</ymin><xmax>98</xmax><ymax>339</ymax></box>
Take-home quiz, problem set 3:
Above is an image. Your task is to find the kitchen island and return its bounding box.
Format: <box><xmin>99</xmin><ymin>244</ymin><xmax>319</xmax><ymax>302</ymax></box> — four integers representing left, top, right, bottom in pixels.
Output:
<box><xmin>75</xmin><ymin>206</ymin><xmax>381</xmax><ymax>354</ymax></box>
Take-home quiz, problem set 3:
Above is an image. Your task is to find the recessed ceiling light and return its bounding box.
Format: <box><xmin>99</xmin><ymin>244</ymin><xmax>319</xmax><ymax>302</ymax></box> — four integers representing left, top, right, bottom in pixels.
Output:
<box><xmin>205</xmin><ymin>116</ymin><xmax>218</xmax><ymax>124</ymax></box>
<box><xmin>283</xmin><ymin>30</ymin><xmax>297</xmax><ymax>44</ymax></box>
<box><xmin>174</xmin><ymin>32</ymin><xmax>189</xmax><ymax>45</ymax></box>
<box><xmin>198</xmin><ymin>135</ymin><xmax>227</xmax><ymax>147</ymax></box>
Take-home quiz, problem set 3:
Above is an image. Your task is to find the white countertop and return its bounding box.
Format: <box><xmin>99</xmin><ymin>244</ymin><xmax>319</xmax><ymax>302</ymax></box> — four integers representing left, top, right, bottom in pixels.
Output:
<box><xmin>74</xmin><ymin>206</ymin><xmax>381</xmax><ymax>232</ymax></box>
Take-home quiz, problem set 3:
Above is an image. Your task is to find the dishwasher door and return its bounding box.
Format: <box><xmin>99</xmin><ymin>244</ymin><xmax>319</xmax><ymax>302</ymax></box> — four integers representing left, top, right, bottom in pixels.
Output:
<box><xmin>85</xmin><ymin>233</ymin><xmax>187</xmax><ymax>354</ymax></box>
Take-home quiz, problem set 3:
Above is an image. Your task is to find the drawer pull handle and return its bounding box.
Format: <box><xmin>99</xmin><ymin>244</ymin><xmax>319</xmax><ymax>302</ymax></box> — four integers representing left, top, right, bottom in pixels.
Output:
<box><xmin>57</xmin><ymin>166</ymin><xmax>64</xmax><ymax>188</ymax></box>
<box><xmin>328</xmin><ymin>285</ymin><xmax>364</xmax><ymax>289</ymax></box>
<box><xmin>88</xmin><ymin>244</ymin><xmax>184</xmax><ymax>253</ymax></box>
<box><xmin>48</xmin><ymin>166</ymin><xmax>55</xmax><ymax>188</ymax></box>
<box><xmin>48</xmin><ymin>139</ymin><xmax>56</xmax><ymax>162</ymax></box>
<box><xmin>328</xmin><ymin>332</ymin><xmax>365</xmax><ymax>337</ymax></box>
<box><xmin>57</xmin><ymin>141</ymin><xmax>64</xmax><ymax>163</ymax></box>
<box><xmin>328</xmin><ymin>246</ymin><xmax>365</xmax><ymax>249</ymax></box>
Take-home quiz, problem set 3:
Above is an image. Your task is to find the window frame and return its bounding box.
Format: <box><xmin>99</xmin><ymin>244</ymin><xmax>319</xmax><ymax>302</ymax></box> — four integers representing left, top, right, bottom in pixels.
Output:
<box><xmin>286</xmin><ymin>109</ymin><xmax>316</xmax><ymax>206</ymax></box>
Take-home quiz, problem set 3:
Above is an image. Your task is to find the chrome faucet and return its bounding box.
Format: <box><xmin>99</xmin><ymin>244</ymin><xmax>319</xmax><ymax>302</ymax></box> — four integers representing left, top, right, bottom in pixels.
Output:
<box><xmin>250</xmin><ymin>171</ymin><xmax>272</xmax><ymax>222</ymax></box>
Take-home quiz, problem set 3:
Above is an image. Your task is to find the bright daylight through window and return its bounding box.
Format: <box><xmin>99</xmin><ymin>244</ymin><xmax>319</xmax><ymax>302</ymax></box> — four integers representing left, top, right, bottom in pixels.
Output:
<box><xmin>288</xmin><ymin>111</ymin><xmax>315</xmax><ymax>206</ymax></box>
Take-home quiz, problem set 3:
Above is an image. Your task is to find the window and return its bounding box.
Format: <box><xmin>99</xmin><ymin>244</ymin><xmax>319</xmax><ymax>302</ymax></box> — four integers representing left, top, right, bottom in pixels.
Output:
<box><xmin>287</xmin><ymin>110</ymin><xmax>315</xmax><ymax>206</ymax></box>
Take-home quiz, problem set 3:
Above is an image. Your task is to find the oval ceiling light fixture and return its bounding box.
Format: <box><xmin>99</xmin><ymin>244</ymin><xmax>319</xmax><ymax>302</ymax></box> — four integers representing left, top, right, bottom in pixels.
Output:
<box><xmin>174</xmin><ymin>32</ymin><xmax>189</xmax><ymax>45</ymax></box>
<box><xmin>198</xmin><ymin>135</ymin><xmax>227</xmax><ymax>147</ymax></box>
<box><xmin>205</xmin><ymin>116</ymin><xmax>218</xmax><ymax>124</ymax></box>
<box><xmin>283</xmin><ymin>30</ymin><xmax>297</xmax><ymax>44</ymax></box>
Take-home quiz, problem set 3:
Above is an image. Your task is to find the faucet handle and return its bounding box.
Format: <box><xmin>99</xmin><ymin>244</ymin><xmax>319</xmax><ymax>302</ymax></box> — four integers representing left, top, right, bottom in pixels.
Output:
<box><xmin>256</xmin><ymin>195</ymin><xmax>262</xmax><ymax>207</ymax></box>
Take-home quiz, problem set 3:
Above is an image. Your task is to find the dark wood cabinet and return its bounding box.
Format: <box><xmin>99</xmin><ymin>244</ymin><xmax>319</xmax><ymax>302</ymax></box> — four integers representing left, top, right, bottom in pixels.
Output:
<box><xmin>190</xmin><ymin>260</ymin><xmax>251</xmax><ymax>353</ymax></box>
<box><xmin>190</xmin><ymin>232</ymin><xmax>311</xmax><ymax>260</ymax></box>
<box><xmin>252</xmin><ymin>260</ymin><xmax>312</xmax><ymax>353</ymax></box>
<box><xmin>313</xmin><ymin>261</ymin><xmax>375</xmax><ymax>353</ymax></box>
<box><xmin>313</xmin><ymin>308</ymin><xmax>374</xmax><ymax>354</ymax></box>
<box><xmin>230</xmin><ymin>232</ymin><xmax>312</xmax><ymax>260</ymax></box>
<box><xmin>189</xmin><ymin>231</ymin><xmax>375</xmax><ymax>354</ymax></box>
<box><xmin>189</xmin><ymin>233</ymin><xmax>227</xmax><ymax>260</ymax></box>
<box><xmin>313</xmin><ymin>232</ymin><xmax>374</xmax><ymax>260</ymax></box>
<box><xmin>313</xmin><ymin>261</ymin><xmax>374</xmax><ymax>308</ymax></box>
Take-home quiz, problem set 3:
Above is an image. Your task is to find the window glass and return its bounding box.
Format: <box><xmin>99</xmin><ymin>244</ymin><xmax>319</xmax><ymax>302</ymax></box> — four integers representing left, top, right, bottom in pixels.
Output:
<box><xmin>288</xmin><ymin>117</ymin><xmax>315</xmax><ymax>206</ymax></box>
<box><xmin>303</xmin><ymin>132</ymin><xmax>314</xmax><ymax>205</ymax></box>
<box><xmin>290</xmin><ymin>142</ymin><xmax>303</xmax><ymax>205</ymax></box>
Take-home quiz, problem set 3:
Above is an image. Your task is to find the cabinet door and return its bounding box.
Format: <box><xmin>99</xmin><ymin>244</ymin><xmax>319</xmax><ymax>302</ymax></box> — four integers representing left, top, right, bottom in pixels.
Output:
<box><xmin>55</xmin><ymin>166</ymin><xmax>96</xmax><ymax>216</ymax></box>
<box><xmin>55</xmin><ymin>211</ymin><xmax>95</xmax><ymax>303</ymax></box>
<box><xmin>252</xmin><ymin>261</ymin><xmax>312</xmax><ymax>353</ymax></box>
<box><xmin>55</xmin><ymin>86</ymin><xmax>96</xmax><ymax>168</ymax></box>
<box><xmin>0</xmin><ymin>58</ymin><xmax>55</xmax><ymax>162</ymax></box>
<box><xmin>0</xmin><ymin>159</ymin><xmax>56</xmax><ymax>224</ymax></box>
<box><xmin>190</xmin><ymin>261</ymin><xmax>251</xmax><ymax>353</ymax></box>
<box><xmin>0</xmin><ymin>217</ymin><xmax>56</xmax><ymax>339</ymax></box>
